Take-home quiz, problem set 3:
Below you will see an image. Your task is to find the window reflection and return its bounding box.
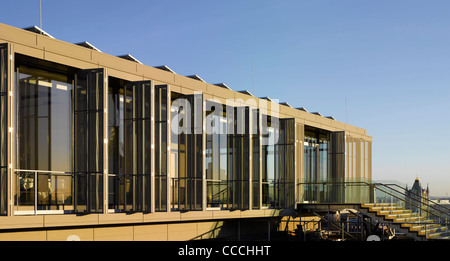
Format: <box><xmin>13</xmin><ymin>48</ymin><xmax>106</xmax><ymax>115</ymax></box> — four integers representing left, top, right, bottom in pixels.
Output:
<box><xmin>170</xmin><ymin>92</ymin><xmax>203</xmax><ymax>211</ymax></box>
<box><xmin>15</xmin><ymin>65</ymin><xmax>73</xmax><ymax>211</ymax></box>
<box><xmin>304</xmin><ymin>126</ymin><xmax>329</xmax><ymax>203</ymax></box>
<box><xmin>261</xmin><ymin>116</ymin><xmax>295</xmax><ymax>209</ymax></box>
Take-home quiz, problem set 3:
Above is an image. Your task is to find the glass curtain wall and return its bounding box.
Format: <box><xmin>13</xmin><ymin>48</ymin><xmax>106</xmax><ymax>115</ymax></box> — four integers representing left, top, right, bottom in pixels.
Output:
<box><xmin>170</xmin><ymin>92</ymin><xmax>202</xmax><ymax>211</ymax></box>
<box><xmin>123</xmin><ymin>81</ymin><xmax>152</xmax><ymax>212</ymax></box>
<box><xmin>155</xmin><ymin>85</ymin><xmax>168</xmax><ymax>212</ymax></box>
<box><xmin>275</xmin><ymin>118</ymin><xmax>295</xmax><ymax>209</ymax></box>
<box><xmin>303</xmin><ymin>126</ymin><xmax>349</xmax><ymax>203</ymax></box>
<box><xmin>107</xmin><ymin>77</ymin><xmax>125</xmax><ymax>211</ymax></box>
<box><xmin>251</xmin><ymin>109</ymin><xmax>260</xmax><ymax>209</ymax></box>
<box><xmin>15</xmin><ymin>61</ymin><xmax>74</xmax><ymax>212</ymax></box>
<box><xmin>0</xmin><ymin>44</ymin><xmax>8</xmax><ymax>215</ymax></box>
<box><xmin>228</xmin><ymin>106</ymin><xmax>250</xmax><ymax>210</ymax></box>
<box><xmin>261</xmin><ymin>115</ymin><xmax>295</xmax><ymax>209</ymax></box>
<box><xmin>261</xmin><ymin>114</ymin><xmax>276</xmax><ymax>207</ymax></box>
<box><xmin>205</xmin><ymin>101</ymin><xmax>228</xmax><ymax>208</ymax></box>
<box><xmin>205</xmin><ymin>101</ymin><xmax>250</xmax><ymax>210</ymax></box>
<box><xmin>303</xmin><ymin>126</ymin><xmax>329</xmax><ymax>203</ymax></box>
<box><xmin>345</xmin><ymin>135</ymin><xmax>371</xmax><ymax>203</ymax></box>
<box><xmin>108</xmin><ymin>78</ymin><xmax>152</xmax><ymax>213</ymax></box>
<box><xmin>328</xmin><ymin>131</ymin><xmax>345</xmax><ymax>202</ymax></box>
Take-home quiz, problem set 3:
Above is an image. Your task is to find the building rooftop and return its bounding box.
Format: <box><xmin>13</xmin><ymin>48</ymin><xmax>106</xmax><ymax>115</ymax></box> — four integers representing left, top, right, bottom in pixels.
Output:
<box><xmin>186</xmin><ymin>74</ymin><xmax>206</xmax><ymax>82</ymax></box>
<box><xmin>117</xmin><ymin>54</ymin><xmax>143</xmax><ymax>64</ymax></box>
<box><xmin>75</xmin><ymin>41</ymin><xmax>102</xmax><ymax>52</ymax></box>
<box><xmin>214</xmin><ymin>83</ymin><xmax>231</xmax><ymax>90</ymax></box>
<box><xmin>22</xmin><ymin>26</ymin><xmax>54</xmax><ymax>38</ymax></box>
<box><xmin>155</xmin><ymin>65</ymin><xmax>176</xmax><ymax>73</ymax></box>
<box><xmin>238</xmin><ymin>90</ymin><xmax>254</xmax><ymax>96</ymax></box>
<box><xmin>15</xmin><ymin>24</ymin><xmax>347</xmax><ymax>125</ymax></box>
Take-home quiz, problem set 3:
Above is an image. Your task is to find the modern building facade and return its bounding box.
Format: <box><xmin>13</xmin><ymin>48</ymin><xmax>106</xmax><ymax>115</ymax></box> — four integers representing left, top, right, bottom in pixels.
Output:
<box><xmin>0</xmin><ymin>23</ymin><xmax>372</xmax><ymax>240</ymax></box>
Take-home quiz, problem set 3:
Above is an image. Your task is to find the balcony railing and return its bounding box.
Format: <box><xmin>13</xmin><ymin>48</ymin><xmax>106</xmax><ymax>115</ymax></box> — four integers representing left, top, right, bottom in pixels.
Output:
<box><xmin>14</xmin><ymin>169</ymin><xmax>74</xmax><ymax>215</ymax></box>
<box><xmin>171</xmin><ymin>177</ymin><xmax>202</xmax><ymax>211</ymax></box>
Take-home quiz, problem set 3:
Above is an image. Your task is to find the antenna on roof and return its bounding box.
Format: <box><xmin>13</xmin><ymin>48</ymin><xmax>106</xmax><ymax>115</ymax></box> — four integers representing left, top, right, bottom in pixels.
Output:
<box><xmin>39</xmin><ymin>0</ymin><xmax>42</xmax><ymax>30</ymax></box>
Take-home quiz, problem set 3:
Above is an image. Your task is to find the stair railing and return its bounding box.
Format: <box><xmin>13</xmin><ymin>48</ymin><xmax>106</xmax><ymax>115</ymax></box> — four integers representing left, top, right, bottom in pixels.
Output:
<box><xmin>297</xmin><ymin>181</ymin><xmax>450</xmax><ymax>225</ymax></box>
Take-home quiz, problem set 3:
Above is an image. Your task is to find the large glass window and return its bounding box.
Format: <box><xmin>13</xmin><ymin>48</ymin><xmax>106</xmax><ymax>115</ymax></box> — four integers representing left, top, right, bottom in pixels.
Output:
<box><xmin>170</xmin><ymin>92</ymin><xmax>202</xmax><ymax>211</ymax></box>
<box><xmin>16</xmin><ymin>66</ymin><xmax>72</xmax><ymax>172</ymax></box>
<box><xmin>276</xmin><ymin>118</ymin><xmax>295</xmax><ymax>208</ymax></box>
<box><xmin>229</xmin><ymin>106</ymin><xmax>250</xmax><ymax>210</ymax></box>
<box><xmin>303</xmin><ymin>127</ymin><xmax>347</xmax><ymax>203</ymax></box>
<box><xmin>304</xmin><ymin>126</ymin><xmax>329</xmax><ymax>202</ymax></box>
<box><xmin>251</xmin><ymin>109</ymin><xmax>260</xmax><ymax>209</ymax></box>
<box><xmin>261</xmin><ymin>115</ymin><xmax>295</xmax><ymax>209</ymax></box>
<box><xmin>107</xmin><ymin>77</ymin><xmax>125</xmax><ymax>211</ymax></box>
<box><xmin>206</xmin><ymin>101</ymin><xmax>228</xmax><ymax>208</ymax></box>
<box><xmin>15</xmin><ymin>61</ymin><xmax>74</xmax><ymax>212</ymax></box>
<box><xmin>205</xmin><ymin>101</ymin><xmax>250</xmax><ymax>210</ymax></box>
<box><xmin>261</xmin><ymin>115</ymin><xmax>276</xmax><ymax>207</ymax></box>
<box><xmin>108</xmin><ymin>78</ymin><xmax>152</xmax><ymax>213</ymax></box>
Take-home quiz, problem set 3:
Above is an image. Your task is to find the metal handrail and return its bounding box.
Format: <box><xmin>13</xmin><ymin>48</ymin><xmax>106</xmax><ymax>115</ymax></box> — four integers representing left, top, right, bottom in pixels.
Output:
<box><xmin>14</xmin><ymin>169</ymin><xmax>72</xmax><ymax>174</ymax></box>
<box><xmin>363</xmin><ymin>182</ymin><xmax>450</xmax><ymax>219</ymax></box>
<box><xmin>297</xmin><ymin>181</ymin><xmax>450</xmax><ymax>222</ymax></box>
<box><xmin>374</xmin><ymin>182</ymin><xmax>450</xmax><ymax>213</ymax></box>
<box><xmin>15</xmin><ymin>169</ymin><xmax>73</xmax><ymax>215</ymax></box>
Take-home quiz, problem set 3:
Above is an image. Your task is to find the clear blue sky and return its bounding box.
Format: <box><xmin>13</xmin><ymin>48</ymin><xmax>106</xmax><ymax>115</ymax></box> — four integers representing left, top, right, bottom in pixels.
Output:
<box><xmin>2</xmin><ymin>0</ymin><xmax>450</xmax><ymax>196</ymax></box>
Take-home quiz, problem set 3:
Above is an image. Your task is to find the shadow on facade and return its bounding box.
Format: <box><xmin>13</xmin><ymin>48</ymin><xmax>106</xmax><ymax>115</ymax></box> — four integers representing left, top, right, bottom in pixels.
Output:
<box><xmin>192</xmin><ymin>217</ymin><xmax>298</xmax><ymax>241</ymax></box>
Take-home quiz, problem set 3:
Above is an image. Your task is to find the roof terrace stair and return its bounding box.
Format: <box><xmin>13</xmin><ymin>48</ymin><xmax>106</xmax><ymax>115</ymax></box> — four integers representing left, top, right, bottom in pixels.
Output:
<box><xmin>360</xmin><ymin>203</ymin><xmax>450</xmax><ymax>240</ymax></box>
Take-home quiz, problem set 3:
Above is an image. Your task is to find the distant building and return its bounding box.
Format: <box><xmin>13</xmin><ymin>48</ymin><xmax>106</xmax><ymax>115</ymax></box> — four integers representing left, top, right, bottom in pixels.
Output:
<box><xmin>405</xmin><ymin>177</ymin><xmax>430</xmax><ymax>213</ymax></box>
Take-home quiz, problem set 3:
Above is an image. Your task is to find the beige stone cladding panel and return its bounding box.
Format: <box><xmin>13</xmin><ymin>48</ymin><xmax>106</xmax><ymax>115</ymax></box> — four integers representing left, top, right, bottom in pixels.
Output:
<box><xmin>93</xmin><ymin>226</ymin><xmax>134</xmax><ymax>241</ymax></box>
<box><xmin>46</xmin><ymin>228</ymin><xmax>94</xmax><ymax>241</ymax></box>
<box><xmin>133</xmin><ymin>224</ymin><xmax>168</xmax><ymax>241</ymax></box>
<box><xmin>0</xmin><ymin>230</ymin><xmax>46</xmax><ymax>241</ymax></box>
<box><xmin>167</xmin><ymin>222</ymin><xmax>198</xmax><ymax>241</ymax></box>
